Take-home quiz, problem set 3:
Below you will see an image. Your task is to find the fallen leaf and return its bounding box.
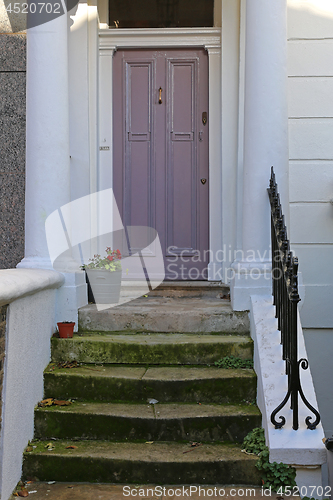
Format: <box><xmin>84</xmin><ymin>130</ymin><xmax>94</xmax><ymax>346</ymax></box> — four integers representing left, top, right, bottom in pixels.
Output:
<box><xmin>45</xmin><ymin>443</ymin><xmax>55</xmax><ymax>450</ymax></box>
<box><xmin>25</xmin><ymin>447</ymin><xmax>33</xmax><ymax>453</ymax></box>
<box><xmin>18</xmin><ymin>490</ymin><xmax>29</xmax><ymax>497</ymax></box>
<box><xmin>38</xmin><ymin>398</ymin><xmax>54</xmax><ymax>408</ymax></box>
<box><xmin>57</xmin><ymin>361</ymin><xmax>79</xmax><ymax>369</ymax></box>
<box><xmin>183</xmin><ymin>442</ymin><xmax>202</xmax><ymax>454</ymax></box>
<box><xmin>54</xmin><ymin>400</ymin><xmax>72</xmax><ymax>406</ymax></box>
<box><xmin>65</xmin><ymin>445</ymin><xmax>78</xmax><ymax>449</ymax></box>
<box><xmin>145</xmin><ymin>441</ymin><xmax>154</xmax><ymax>444</ymax></box>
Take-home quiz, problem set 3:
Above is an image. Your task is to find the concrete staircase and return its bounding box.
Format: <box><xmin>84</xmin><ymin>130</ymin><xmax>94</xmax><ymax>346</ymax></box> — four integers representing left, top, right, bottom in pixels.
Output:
<box><xmin>23</xmin><ymin>283</ymin><xmax>261</xmax><ymax>485</ymax></box>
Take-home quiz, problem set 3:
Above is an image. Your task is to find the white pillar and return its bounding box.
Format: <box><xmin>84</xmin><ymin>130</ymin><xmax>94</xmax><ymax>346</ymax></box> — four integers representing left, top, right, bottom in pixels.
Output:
<box><xmin>231</xmin><ymin>0</ymin><xmax>289</xmax><ymax>310</ymax></box>
<box><xmin>19</xmin><ymin>15</ymin><xmax>71</xmax><ymax>269</ymax></box>
<box><xmin>18</xmin><ymin>13</ymin><xmax>87</xmax><ymax>323</ymax></box>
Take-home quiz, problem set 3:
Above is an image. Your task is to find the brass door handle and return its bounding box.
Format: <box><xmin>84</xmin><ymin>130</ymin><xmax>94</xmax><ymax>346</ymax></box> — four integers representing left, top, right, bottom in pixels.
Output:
<box><xmin>158</xmin><ymin>87</ymin><xmax>162</xmax><ymax>104</ymax></box>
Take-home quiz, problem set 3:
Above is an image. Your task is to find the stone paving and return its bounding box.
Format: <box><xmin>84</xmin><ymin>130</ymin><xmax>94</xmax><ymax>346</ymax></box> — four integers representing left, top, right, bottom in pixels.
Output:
<box><xmin>11</xmin><ymin>482</ymin><xmax>275</xmax><ymax>500</ymax></box>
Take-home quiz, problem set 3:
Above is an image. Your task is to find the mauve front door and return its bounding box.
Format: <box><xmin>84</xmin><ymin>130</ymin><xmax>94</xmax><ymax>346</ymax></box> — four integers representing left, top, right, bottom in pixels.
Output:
<box><xmin>113</xmin><ymin>48</ymin><xmax>209</xmax><ymax>280</ymax></box>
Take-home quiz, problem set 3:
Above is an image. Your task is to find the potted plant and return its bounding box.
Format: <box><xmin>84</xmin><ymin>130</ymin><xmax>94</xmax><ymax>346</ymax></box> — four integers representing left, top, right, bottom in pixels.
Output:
<box><xmin>57</xmin><ymin>321</ymin><xmax>75</xmax><ymax>338</ymax></box>
<box><xmin>83</xmin><ymin>247</ymin><xmax>122</xmax><ymax>304</ymax></box>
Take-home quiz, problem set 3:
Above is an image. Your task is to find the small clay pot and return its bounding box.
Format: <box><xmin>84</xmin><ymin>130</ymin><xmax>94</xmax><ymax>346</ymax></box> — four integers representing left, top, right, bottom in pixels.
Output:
<box><xmin>57</xmin><ymin>322</ymin><xmax>75</xmax><ymax>339</ymax></box>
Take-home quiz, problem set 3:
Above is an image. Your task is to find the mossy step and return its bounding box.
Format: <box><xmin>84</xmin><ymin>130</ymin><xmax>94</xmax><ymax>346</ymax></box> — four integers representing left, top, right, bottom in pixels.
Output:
<box><xmin>23</xmin><ymin>440</ymin><xmax>261</xmax><ymax>485</ymax></box>
<box><xmin>78</xmin><ymin>298</ymin><xmax>249</xmax><ymax>334</ymax></box>
<box><xmin>44</xmin><ymin>364</ymin><xmax>257</xmax><ymax>404</ymax></box>
<box><xmin>34</xmin><ymin>401</ymin><xmax>261</xmax><ymax>443</ymax></box>
<box><xmin>51</xmin><ymin>333</ymin><xmax>253</xmax><ymax>365</ymax></box>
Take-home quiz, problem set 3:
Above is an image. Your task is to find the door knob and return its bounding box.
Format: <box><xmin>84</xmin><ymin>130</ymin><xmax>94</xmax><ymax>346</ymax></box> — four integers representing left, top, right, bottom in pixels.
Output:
<box><xmin>201</xmin><ymin>178</ymin><xmax>207</xmax><ymax>185</ymax></box>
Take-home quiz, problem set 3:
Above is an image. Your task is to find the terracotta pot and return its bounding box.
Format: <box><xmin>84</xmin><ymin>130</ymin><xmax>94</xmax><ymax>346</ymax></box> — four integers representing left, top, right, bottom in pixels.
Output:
<box><xmin>85</xmin><ymin>269</ymin><xmax>121</xmax><ymax>304</ymax></box>
<box><xmin>57</xmin><ymin>322</ymin><xmax>75</xmax><ymax>338</ymax></box>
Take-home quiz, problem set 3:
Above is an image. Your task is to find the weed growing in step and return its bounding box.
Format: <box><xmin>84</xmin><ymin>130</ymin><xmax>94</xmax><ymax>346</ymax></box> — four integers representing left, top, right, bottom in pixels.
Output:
<box><xmin>242</xmin><ymin>427</ymin><xmax>296</xmax><ymax>492</ymax></box>
<box><xmin>214</xmin><ymin>355</ymin><xmax>253</xmax><ymax>369</ymax></box>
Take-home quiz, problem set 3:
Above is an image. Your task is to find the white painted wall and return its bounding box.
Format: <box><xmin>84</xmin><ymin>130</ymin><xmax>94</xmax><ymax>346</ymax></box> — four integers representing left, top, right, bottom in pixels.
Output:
<box><xmin>250</xmin><ymin>296</ymin><xmax>326</xmax><ymax>495</ymax></box>
<box><xmin>287</xmin><ymin>0</ymin><xmax>333</xmax><ymax>445</ymax></box>
<box><xmin>287</xmin><ymin>0</ymin><xmax>333</xmax><ymax>328</ymax></box>
<box><xmin>0</xmin><ymin>269</ymin><xmax>64</xmax><ymax>500</ymax></box>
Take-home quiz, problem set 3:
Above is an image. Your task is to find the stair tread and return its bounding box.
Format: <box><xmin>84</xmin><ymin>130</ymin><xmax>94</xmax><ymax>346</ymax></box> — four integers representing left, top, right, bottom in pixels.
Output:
<box><xmin>81</xmin><ymin>297</ymin><xmax>233</xmax><ymax>312</ymax></box>
<box><xmin>46</xmin><ymin>364</ymin><xmax>256</xmax><ymax>381</ymax></box>
<box><xmin>151</xmin><ymin>281</ymin><xmax>229</xmax><ymax>289</ymax></box>
<box><xmin>25</xmin><ymin>440</ymin><xmax>258</xmax><ymax>463</ymax></box>
<box><xmin>36</xmin><ymin>401</ymin><xmax>260</xmax><ymax>418</ymax></box>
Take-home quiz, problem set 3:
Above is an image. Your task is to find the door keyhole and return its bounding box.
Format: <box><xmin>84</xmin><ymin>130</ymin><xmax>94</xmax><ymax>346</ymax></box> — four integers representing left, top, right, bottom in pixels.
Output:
<box><xmin>158</xmin><ymin>87</ymin><xmax>163</xmax><ymax>104</ymax></box>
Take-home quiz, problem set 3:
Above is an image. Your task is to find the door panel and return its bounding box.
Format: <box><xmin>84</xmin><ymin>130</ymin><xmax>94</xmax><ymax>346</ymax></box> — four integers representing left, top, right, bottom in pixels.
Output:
<box><xmin>113</xmin><ymin>48</ymin><xmax>209</xmax><ymax>280</ymax></box>
<box><xmin>125</xmin><ymin>61</ymin><xmax>154</xmax><ymax>231</ymax></box>
<box><xmin>167</xmin><ymin>58</ymin><xmax>197</xmax><ymax>258</ymax></box>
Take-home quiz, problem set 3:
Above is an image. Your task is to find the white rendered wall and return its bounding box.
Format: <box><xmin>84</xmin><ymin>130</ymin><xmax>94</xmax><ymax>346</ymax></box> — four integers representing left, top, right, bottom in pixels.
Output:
<box><xmin>0</xmin><ymin>269</ymin><xmax>63</xmax><ymax>500</ymax></box>
<box><xmin>287</xmin><ymin>0</ymin><xmax>333</xmax><ymax>328</ymax></box>
<box><xmin>250</xmin><ymin>296</ymin><xmax>326</xmax><ymax>495</ymax></box>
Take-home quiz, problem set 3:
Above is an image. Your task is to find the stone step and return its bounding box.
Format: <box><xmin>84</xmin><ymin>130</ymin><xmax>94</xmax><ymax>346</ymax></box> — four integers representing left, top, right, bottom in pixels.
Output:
<box><xmin>22</xmin><ymin>440</ymin><xmax>261</xmax><ymax>485</ymax></box>
<box><xmin>34</xmin><ymin>401</ymin><xmax>261</xmax><ymax>443</ymax></box>
<box><xmin>44</xmin><ymin>364</ymin><xmax>257</xmax><ymax>404</ymax></box>
<box><xmin>51</xmin><ymin>333</ymin><xmax>253</xmax><ymax>365</ymax></box>
<box><xmin>144</xmin><ymin>281</ymin><xmax>230</xmax><ymax>299</ymax></box>
<box><xmin>78</xmin><ymin>298</ymin><xmax>249</xmax><ymax>334</ymax></box>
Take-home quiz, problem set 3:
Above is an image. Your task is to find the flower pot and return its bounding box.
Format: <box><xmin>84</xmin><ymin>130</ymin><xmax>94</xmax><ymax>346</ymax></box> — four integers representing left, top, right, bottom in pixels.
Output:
<box><xmin>85</xmin><ymin>269</ymin><xmax>122</xmax><ymax>304</ymax></box>
<box><xmin>57</xmin><ymin>322</ymin><xmax>75</xmax><ymax>338</ymax></box>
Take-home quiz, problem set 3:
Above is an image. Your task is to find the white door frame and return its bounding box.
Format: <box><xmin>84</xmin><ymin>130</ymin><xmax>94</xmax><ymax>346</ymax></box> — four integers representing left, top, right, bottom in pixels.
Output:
<box><xmin>98</xmin><ymin>28</ymin><xmax>222</xmax><ymax>281</ymax></box>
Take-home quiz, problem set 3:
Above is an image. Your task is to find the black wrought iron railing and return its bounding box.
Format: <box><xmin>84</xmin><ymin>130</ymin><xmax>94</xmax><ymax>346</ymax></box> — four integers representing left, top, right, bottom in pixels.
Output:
<box><xmin>268</xmin><ymin>167</ymin><xmax>320</xmax><ymax>430</ymax></box>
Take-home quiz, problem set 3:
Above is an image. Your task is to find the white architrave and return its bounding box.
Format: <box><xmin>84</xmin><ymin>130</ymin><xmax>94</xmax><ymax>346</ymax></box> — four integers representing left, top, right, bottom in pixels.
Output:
<box><xmin>231</xmin><ymin>0</ymin><xmax>289</xmax><ymax>310</ymax></box>
<box><xmin>98</xmin><ymin>28</ymin><xmax>222</xmax><ymax>280</ymax></box>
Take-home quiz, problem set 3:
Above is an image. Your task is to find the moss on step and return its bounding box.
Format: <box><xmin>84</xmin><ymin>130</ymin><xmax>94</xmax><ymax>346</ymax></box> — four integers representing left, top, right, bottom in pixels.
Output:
<box><xmin>43</xmin><ymin>364</ymin><xmax>257</xmax><ymax>404</ymax></box>
<box><xmin>50</xmin><ymin>334</ymin><xmax>253</xmax><ymax>365</ymax></box>
<box><xmin>34</xmin><ymin>401</ymin><xmax>261</xmax><ymax>443</ymax></box>
<box><xmin>23</xmin><ymin>440</ymin><xmax>261</xmax><ymax>485</ymax></box>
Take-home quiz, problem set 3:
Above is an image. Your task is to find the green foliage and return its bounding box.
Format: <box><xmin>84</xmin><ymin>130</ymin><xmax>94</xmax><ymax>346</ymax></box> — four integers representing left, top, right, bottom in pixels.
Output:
<box><xmin>242</xmin><ymin>427</ymin><xmax>296</xmax><ymax>492</ymax></box>
<box><xmin>242</xmin><ymin>427</ymin><xmax>266</xmax><ymax>455</ymax></box>
<box><xmin>83</xmin><ymin>247</ymin><xmax>122</xmax><ymax>272</ymax></box>
<box><xmin>214</xmin><ymin>355</ymin><xmax>253</xmax><ymax>369</ymax></box>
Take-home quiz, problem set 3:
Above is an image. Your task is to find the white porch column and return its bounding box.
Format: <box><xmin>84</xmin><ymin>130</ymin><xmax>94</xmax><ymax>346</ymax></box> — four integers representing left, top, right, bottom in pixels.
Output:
<box><xmin>18</xmin><ymin>13</ymin><xmax>87</xmax><ymax>323</ymax></box>
<box><xmin>231</xmin><ymin>0</ymin><xmax>289</xmax><ymax>310</ymax></box>
<box><xmin>19</xmin><ymin>15</ymin><xmax>71</xmax><ymax>269</ymax></box>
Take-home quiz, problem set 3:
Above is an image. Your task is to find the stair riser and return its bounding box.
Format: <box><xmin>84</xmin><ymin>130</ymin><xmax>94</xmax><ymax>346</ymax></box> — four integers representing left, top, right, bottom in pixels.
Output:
<box><xmin>44</xmin><ymin>373</ymin><xmax>257</xmax><ymax>404</ymax></box>
<box><xmin>23</xmin><ymin>455</ymin><xmax>261</xmax><ymax>485</ymax></box>
<box><xmin>34</xmin><ymin>411</ymin><xmax>261</xmax><ymax>443</ymax></box>
<box><xmin>51</xmin><ymin>338</ymin><xmax>253</xmax><ymax>365</ymax></box>
<box><xmin>147</xmin><ymin>288</ymin><xmax>230</xmax><ymax>299</ymax></box>
<box><xmin>78</xmin><ymin>311</ymin><xmax>249</xmax><ymax>334</ymax></box>
<box><xmin>120</xmin><ymin>285</ymin><xmax>230</xmax><ymax>299</ymax></box>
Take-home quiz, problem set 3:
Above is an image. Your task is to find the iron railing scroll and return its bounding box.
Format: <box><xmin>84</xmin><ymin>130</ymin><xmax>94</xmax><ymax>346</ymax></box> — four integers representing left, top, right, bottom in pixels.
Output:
<box><xmin>268</xmin><ymin>167</ymin><xmax>320</xmax><ymax>431</ymax></box>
